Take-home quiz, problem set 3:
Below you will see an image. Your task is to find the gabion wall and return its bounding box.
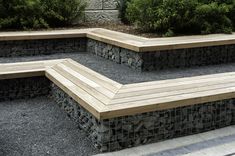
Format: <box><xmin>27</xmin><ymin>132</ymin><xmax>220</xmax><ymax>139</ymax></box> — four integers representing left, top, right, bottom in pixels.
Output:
<box><xmin>2</xmin><ymin>37</ymin><xmax>235</xmax><ymax>72</ymax></box>
<box><xmin>87</xmin><ymin>39</ymin><xmax>143</xmax><ymax>71</ymax></box>
<box><xmin>0</xmin><ymin>38</ymin><xmax>87</xmax><ymax>57</ymax></box>
<box><xmin>50</xmin><ymin>83</ymin><xmax>235</xmax><ymax>152</ymax></box>
<box><xmin>0</xmin><ymin>77</ymin><xmax>50</xmax><ymax>102</ymax></box>
<box><xmin>87</xmin><ymin>39</ymin><xmax>235</xmax><ymax>71</ymax></box>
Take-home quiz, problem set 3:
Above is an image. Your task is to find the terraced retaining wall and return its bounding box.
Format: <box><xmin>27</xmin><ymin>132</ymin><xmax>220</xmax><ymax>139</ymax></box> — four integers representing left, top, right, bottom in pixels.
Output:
<box><xmin>0</xmin><ymin>77</ymin><xmax>50</xmax><ymax>102</ymax></box>
<box><xmin>51</xmin><ymin>83</ymin><xmax>235</xmax><ymax>152</ymax></box>
<box><xmin>87</xmin><ymin>39</ymin><xmax>235</xmax><ymax>71</ymax></box>
<box><xmin>2</xmin><ymin>37</ymin><xmax>235</xmax><ymax>71</ymax></box>
<box><xmin>0</xmin><ymin>38</ymin><xmax>86</xmax><ymax>57</ymax></box>
<box><xmin>84</xmin><ymin>0</ymin><xmax>120</xmax><ymax>23</ymax></box>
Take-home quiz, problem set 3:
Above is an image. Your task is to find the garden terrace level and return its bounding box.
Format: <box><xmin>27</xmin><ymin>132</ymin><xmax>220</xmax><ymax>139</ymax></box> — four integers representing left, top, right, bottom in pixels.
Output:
<box><xmin>1</xmin><ymin>28</ymin><xmax>235</xmax><ymax>52</ymax></box>
<box><xmin>1</xmin><ymin>59</ymin><xmax>235</xmax><ymax>120</ymax></box>
<box><xmin>1</xmin><ymin>28</ymin><xmax>235</xmax><ymax>71</ymax></box>
<box><xmin>1</xmin><ymin>59</ymin><xmax>235</xmax><ymax>152</ymax></box>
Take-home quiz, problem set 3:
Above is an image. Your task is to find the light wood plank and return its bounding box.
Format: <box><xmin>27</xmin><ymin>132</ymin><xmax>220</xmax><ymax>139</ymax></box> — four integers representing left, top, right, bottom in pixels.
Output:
<box><xmin>0</xmin><ymin>29</ymin><xmax>94</xmax><ymax>41</ymax></box>
<box><xmin>121</xmin><ymin>72</ymin><xmax>235</xmax><ymax>92</ymax></box>
<box><xmin>111</xmin><ymin>79</ymin><xmax>235</xmax><ymax>104</ymax></box>
<box><xmin>52</xmin><ymin>63</ymin><xmax>114</xmax><ymax>105</ymax></box>
<box><xmin>103</xmin><ymin>87</ymin><xmax>235</xmax><ymax>119</ymax></box>
<box><xmin>45</xmin><ymin>68</ymin><xmax>105</xmax><ymax>119</ymax></box>
<box><xmin>115</xmin><ymin>74</ymin><xmax>235</xmax><ymax>98</ymax></box>
<box><xmin>0</xmin><ymin>70</ymin><xmax>44</xmax><ymax>80</ymax></box>
<box><xmin>0</xmin><ymin>59</ymin><xmax>65</xmax><ymax>79</ymax></box>
<box><xmin>1</xmin><ymin>28</ymin><xmax>235</xmax><ymax>52</ymax></box>
<box><xmin>65</xmin><ymin>59</ymin><xmax>122</xmax><ymax>92</ymax></box>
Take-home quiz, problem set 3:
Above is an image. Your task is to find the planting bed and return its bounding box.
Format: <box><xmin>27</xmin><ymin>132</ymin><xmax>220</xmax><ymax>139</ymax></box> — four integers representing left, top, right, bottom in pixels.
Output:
<box><xmin>0</xmin><ymin>29</ymin><xmax>235</xmax><ymax>153</ymax></box>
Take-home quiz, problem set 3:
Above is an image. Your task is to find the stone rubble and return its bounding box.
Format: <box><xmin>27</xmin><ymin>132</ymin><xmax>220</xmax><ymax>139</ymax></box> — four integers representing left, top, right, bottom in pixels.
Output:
<box><xmin>50</xmin><ymin>83</ymin><xmax>235</xmax><ymax>152</ymax></box>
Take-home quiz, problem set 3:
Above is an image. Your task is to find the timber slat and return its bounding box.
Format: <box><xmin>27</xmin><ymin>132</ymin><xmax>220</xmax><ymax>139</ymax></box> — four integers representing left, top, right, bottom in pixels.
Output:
<box><xmin>52</xmin><ymin>62</ymin><xmax>114</xmax><ymax>105</ymax></box>
<box><xmin>1</xmin><ymin>28</ymin><xmax>235</xmax><ymax>52</ymax></box>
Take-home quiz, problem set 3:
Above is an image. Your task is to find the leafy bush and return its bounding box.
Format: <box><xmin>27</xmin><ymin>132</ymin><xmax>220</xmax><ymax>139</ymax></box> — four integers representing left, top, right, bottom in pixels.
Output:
<box><xmin>0</xmin><ymin>0</ymin><xmax>86</xmax><ymax>30</ymax></box>
<box><xmin>195</xmin><ymin>2</ymin><xmax>232</xmax><ymax>34</ymax></box>
<box><xmin>0</xmin><ymin>0</ymin><xmax>48</xmax><ymax>29</ymax></box>
<box><xmin>126</xmin><ymin>0</ymin><xmax>235</xmax><ymax>36</ymax></box>
<box><xmin>153</xmin><ymin>0</ymin><xmax>199</xmax><ymax>35</ymax></box>
<box><xmin>42</xmin><ymin>0</ymin><xmax>86</xmax><ymax>27</ymax></box>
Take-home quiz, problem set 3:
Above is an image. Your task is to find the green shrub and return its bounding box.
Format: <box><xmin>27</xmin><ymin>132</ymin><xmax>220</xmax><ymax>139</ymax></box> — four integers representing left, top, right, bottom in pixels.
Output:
<box><xmin>154</xmin><ymin>0</ymin><xmax>199</xmax><ymax>35</ymax></box>
<box><xmin>0</xmin><ymin>0</ymin><xmax>86</xmax><ymax>30</ymax></box>
<box><xmin>194</xmin><ymin>2</ymin><xmax>232</xmax><ymax>34</ymax></box>
<box><xmin>0</xmin><ymin>0</ymin><xmax>48</xmax><ymax>29</ymax></box>
<box><xmin>42</xmin><ymin>0</ymin><xmax>86</xmax><ymax>27</ymax></box>
<box><xmin>125</xmin><ymin>0</ymin><xmax>158</xmax><ymax>31</ymax></box>
<box><xmin>126</xmin><ymin>0</ymin><xmax>235</xmax><ymax>36</ymax></box>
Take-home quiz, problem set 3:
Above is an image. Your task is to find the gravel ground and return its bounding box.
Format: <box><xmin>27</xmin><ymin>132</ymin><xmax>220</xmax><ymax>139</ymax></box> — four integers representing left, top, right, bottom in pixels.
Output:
<box><xmin>0</xmin><ymin>97</ymin><xmax>99</xmax><ymax>156</ymax></box>
<box><xmin>1</xmin><ymin>52</ymin><xmax>235</xmax><ymax>84</ymax></box>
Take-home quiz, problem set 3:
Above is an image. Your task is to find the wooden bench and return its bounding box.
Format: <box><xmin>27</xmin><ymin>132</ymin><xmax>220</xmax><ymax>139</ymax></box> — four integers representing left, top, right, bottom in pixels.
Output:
<box><xmin>1</xmin><ymin>59</ymin><xmax>235</xmax><ymax>120</ymax></box>
<box><xmin>1</xmin><ymin>28</ymin><xmax>235</xmax><ymax>52</ymax></box>
<box><xmin>0</xmin><ymin>59</ymin><xmax>66</xmax><ymax>80</ymax></box>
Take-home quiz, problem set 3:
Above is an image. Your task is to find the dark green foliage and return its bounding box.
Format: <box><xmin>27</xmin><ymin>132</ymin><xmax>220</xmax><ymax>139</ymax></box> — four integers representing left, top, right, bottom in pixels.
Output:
<box><xmin>126</xmin><ymin>0</ymin><xmax>235</xmax><ymax>36</ymax></box>
<box><xmin>229</xmin><ymin>0</ymin><xmax>235</xmax><ymax>28</ymax></box>
<box><xmin>42</xmin><ymin>0</ymin><xmax>86</xmax><ymax>27</ymax></box>
<box><xmin>117</xmin><ymin>0</ymin><xmax>131</xmax><ymax>24</ymax></box>
<box><xmin>0</xmin><ymin>0</ymin><xmax>86</xmax><ymax>30</ymax></box>
<box><xmin>195</xmin><ymin>2</ymin><xmax>232</xmax><ymax>34</ymax></box>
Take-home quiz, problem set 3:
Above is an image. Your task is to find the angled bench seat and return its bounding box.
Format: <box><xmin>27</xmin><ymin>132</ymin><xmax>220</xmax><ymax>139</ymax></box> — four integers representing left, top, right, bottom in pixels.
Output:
<box><xmin>106</xmin><ymin>73</ymin><xmax>235</xmax><ymax>118</ymax></box>
<box><xmin>0</xmin><ymin>59</ymin><xmax>66</xmax><ymax>80</ymax></box>
<box><xmin>45</xmin><ymin>59</ymin><xmax>122</xmax><ymax>118</ymax></box>
<box><xmin>1</xmin><ymin>59</ymin><xmax>234</xmax><ymax>119</ymax></box>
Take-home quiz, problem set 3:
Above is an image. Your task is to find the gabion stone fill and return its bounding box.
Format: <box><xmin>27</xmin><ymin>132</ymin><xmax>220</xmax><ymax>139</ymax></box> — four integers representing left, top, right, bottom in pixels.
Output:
<box><xmin>87</xmin><ymin>39</ymin><xmax>143</xmax><ymax>71</ymax></box>
<box><xmin>0</xmin><ymin>38</ymin><xmax>87</xmax><ymax>57</ymax></box>
<box><xmin>50</xmin><ymin>83</ymin><xmax>235</xmax><ymax>152</ymax></box>
<box><xmin>0</xmin><ymin>77</ymin><xmax>50</xmax><ymax>102</ymax></box>
<box><xmin>87</xmin><ymin>39</ymin><xmax>235</xmax><ymax>71</ymax></box>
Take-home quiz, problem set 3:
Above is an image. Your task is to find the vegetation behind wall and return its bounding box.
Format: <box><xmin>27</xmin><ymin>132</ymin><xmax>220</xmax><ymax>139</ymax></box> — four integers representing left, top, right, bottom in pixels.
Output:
<box><xmin>0</xmin><ymin>0</ymin><xmax>86</xmax><ymax>30</ymax></box>
<box><xmin>125</xmin><ymin>0</ymin><xmax>235</xmax><ymax>36</ymax></box>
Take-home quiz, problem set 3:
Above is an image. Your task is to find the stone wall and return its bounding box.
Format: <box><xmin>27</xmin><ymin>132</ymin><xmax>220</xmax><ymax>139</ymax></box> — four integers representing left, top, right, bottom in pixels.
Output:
<box><xmin>50</xmin><ymin>83</ymin><xmax>235</xmax><ymax>152</ymax></box>
<box><xmin>0</xmin><ymin>38</ymin><xmax>86</xmax><ymax>58</ymax></box>
<box><xmin>84</xmin><ymin>0</ymin><xmax>120</xmax><ymax>23</ymax></box>
<box><xmin>87</xmin><ymin>39</ymin><xmax>235</xmax><ymax>71</ymax></box>
<box><xmin>2</xmin><ymin>37</ymin><xmax>235</xmax><ymax>71</ymax></box>
<box><xmin>0</xmin><ymin>77</ymin><xmax>50</xmax><ymax>102</ymax></box>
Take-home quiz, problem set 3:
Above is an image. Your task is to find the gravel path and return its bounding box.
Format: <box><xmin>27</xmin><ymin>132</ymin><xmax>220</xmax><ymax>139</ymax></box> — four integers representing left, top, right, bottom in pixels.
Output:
<box><xmin>1</xmin><ymin>52</ymin><xmax>235</xmax><ymax>84</ymax></box>
<box><xmin>0</xmin><ymin>97</ymin><xmax>99</xmax><ymax>156</ymax></box>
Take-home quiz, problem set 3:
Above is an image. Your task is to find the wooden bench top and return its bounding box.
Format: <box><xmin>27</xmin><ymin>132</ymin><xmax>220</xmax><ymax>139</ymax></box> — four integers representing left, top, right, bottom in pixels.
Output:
<box><xmin>1</xmin><ymin>59</ymin><xmax>235</xmax><ymax>120</ymax></box>
<box><xmin>0</xmin><ymin>59</ymin><xmax>66</xmax><ymax>80</ymax></box>
<box><xmin>0</xmin><ymin>28</ymin><xmax>235</xmax><ymax>52</ymax></box>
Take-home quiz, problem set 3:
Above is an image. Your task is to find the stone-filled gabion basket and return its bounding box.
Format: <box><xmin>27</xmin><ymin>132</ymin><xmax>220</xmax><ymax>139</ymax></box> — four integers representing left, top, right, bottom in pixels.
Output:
<box><xmin>0</xmin><ymin>77</ymin><xmax>50</xmax><ymax>102</ymax></box>
<box><xmin>50</xmin><ymin>83</ymin><xmax>235</xmax><ymax>152</ymax></box>
<box><xmin>87</xmin><ymin>39</ymin><xmax>235</xmax><ymax>71</ymax></box>
<box><xmin>0</xmin><ymin>38</ymin><xmax>87</xmax><ymax>57</ymax></box>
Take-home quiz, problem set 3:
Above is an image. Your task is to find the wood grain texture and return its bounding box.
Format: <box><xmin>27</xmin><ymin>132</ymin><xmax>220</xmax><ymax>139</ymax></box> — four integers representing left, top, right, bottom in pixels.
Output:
<box><xmin>0</xmin><ymin>28</ymin><xmax>235</xmax><ymax>52</ymax></box>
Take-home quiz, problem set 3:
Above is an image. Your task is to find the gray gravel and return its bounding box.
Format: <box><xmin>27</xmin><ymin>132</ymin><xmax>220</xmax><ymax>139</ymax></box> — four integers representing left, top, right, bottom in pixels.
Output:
<box><xmin>1</xmin><ymin>52</ymin><xmax>235</xmax><ymax>84</ymax></box>
<box><xmin>0</xmin><ymin>97</ymin><xmax>99</xmax><ymax>156</ymax></box>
